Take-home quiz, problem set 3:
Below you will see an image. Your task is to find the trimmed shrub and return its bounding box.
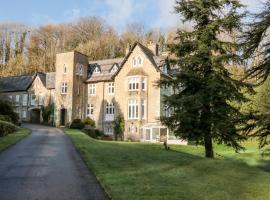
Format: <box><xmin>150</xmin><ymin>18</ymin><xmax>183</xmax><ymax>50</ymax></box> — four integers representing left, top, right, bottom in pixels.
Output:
<box><xmin>83</xmin><ymin>128</ymin><xmax>104</xmax><ymax>139</ymax></box>
<box><xmin>0</xmin><ymin>120</ymin><xmax>17</xmax><ymax>137</ymax></box>
<box><xmin>70</xmin><ymin>119</ymin><xmax>85</xmax><ymax>129</ymax></box>
<box><xmin>83</xmin><ymin>117</ymin><xmax>95</xmax><ymax>127</ymax></box>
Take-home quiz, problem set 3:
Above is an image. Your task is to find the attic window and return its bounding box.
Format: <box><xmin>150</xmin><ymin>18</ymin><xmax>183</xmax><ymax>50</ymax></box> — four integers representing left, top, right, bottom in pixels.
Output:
<box><xmin>93</xmin><ymin>66</ymin><xmax>101</xmax><ymax>74</ymax></box>
<box><xmin>132</xmin><ymin>56</ymin><xmax>143</xmax><ymax>67</ymax></box>
<box><xmin>110</xmin><ymin>64</ymin><xmax>118</xmax><ymax>73</ymax></box>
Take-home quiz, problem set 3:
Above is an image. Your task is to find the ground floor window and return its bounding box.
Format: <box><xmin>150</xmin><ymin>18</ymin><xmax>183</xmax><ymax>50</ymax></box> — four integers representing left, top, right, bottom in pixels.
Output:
<box><xmin>128</xmin><ymin>99</ymin><xmax>138</xmax><ymax>119</ymax></box>
<box><xmin>22</xmin><ymin>108</ymin><xmax>27</xmax><ymax>118</ymax></box>
<box><xmin>105</xmin><ymin>126</ymin><xmax>113</xmax><ymax>135</ymax></box>
<box><xmin>86</xmin><ymin>104</ymin><xmax>94</xmax><ymax>116</ymax></box>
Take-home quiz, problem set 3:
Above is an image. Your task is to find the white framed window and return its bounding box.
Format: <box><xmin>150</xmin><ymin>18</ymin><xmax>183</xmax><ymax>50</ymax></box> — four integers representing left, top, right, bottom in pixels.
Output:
<box><xmin>86</xmin><ymin>104</ymin><xmax>94</xmax><ymax>116</ymax></box>
<box><xmin>128</xmin><ymin>77</ymin><xmax>139</xmax><ymax>91</ymax></box>
<box><xmin>137</xmin><ymin>56</ymin><xmax>143</xmax><ymax>65</ymax></box>
<box><xmin>142</xmin><ymin>77</ymin><xmax>147</xmax><ymax>91</ymax></box>
<box><xmin>128</xmin><ymin>99</ymin><xmax>138</xmax><ymax>119</ymax></box>
<box><xmin>63</xmin><ymin>64</ymin><xmax>67</xmax><ymax>74</ymax></box>
<box><xmin>106</xmin><ymin>103</ymin><xmax>114</xmax><ymax>115</ymax></box>
<box><xmin>15</xmin><ymin>95</ymin><xmax>20</xmax><ymax>104</ymax></box>
<box><xmin>132</xmin><ymin>57</ymin><xmax>137</xmax><ymax>67</ymax></box>
<box><xmin>105</xmin><ymin>103</ymin><xmax>114</xmax><ymax>121</ymax></box>
<box><xmin>93</xmin><ymin>67</ymin><xmax>101</xmax><ymax>74</ymax></box>
<box><xmin>22</xmin><ymin>94</ymin><xmax>28</xmax><ymax>106</ymax></box>
<box><xmin>9</xmin><ymin>95</ymin><xmax>12</xmax><ymax>101</ymax></box>
<box><xmin>88</xmin><ymin>84</ymin><xmax>96</xmax><ymax>95</ymax></box>
<box><xmin>61</xmin><ymin>83</ymin><xmax>68</xmax><ymax>94</ymax></box>
<box><xmin>105</xmin><ymin>126</ymin><xmax>113</xmax><ymax>135</ymax></box>
<box><xmin>132</xmin><ymin>56</ymin><xmax>143</xmax><ymax>67</ymax></box>
<box><xmin>110</xmin><ymin>65</ymin><xmax>118</xmax><ymax>73</ymax></box>
<box><xmin>30</xmin><ymin>94</ymin><xmax>36</xmax><ymax>106</ymax></box>
<box><xmin>22</xmin><ymin>108</ymin><xmax>27</xmax><ymax>118</ymax></box>
<box><xmin>141</xmin><ymin>99</ymin><xmax>146</xmax><ymax>119</ymax></box>
<box><xmin>39</xmin><ymin>93</ymin><xmax>45</xmax><ymax>105</ymax></box>
<box><xmin>107</xmin><ymin>82</ymin><xmax>114</xmax><ymax>95</ymax></box>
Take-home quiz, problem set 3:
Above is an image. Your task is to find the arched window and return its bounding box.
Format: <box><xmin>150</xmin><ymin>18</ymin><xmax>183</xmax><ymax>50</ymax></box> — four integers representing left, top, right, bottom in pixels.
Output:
<box><xmin>63</xmin><ymin>64</ymin><xmax>67</xmax><ymax>74</ymax></box>
<box><xmin>137</xmin><ymin>56</ymin><xmax>142</xmax><ymax>65</ymax></box>
<box><xmin>132</xmin><ymin>57</ymin><xmax>137</xmax><ymax>67</ymax></box>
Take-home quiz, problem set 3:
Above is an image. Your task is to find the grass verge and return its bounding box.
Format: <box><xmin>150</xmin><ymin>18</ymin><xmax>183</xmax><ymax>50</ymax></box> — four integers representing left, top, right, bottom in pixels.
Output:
<box><xmin>0</xmin><ymin>127</ymin><xmax>31</xmax><ymax>152</ymax></box>
<box><xmin>65</xmin><ymin>128</ymin><xmax>270</xmax><ymax>200</ymax></box>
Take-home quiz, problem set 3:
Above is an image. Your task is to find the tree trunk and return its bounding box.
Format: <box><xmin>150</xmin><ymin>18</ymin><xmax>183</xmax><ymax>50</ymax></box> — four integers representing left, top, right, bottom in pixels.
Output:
<box><xmin>204</xmin><ymin>132</ymin><xmax>214</xmax><ymax>158</ymax></box>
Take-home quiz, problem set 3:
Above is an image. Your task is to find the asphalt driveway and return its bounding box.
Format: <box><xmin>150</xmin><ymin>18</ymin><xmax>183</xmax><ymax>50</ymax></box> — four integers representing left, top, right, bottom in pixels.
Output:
<box><xmin>0</xmin><ymin>124</ymin><xmax>108</xmax><ymax>200</ymax></box>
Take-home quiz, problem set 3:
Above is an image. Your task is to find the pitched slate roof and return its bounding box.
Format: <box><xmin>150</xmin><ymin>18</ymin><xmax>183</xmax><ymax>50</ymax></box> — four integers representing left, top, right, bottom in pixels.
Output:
<box><xmin>0</xmin><ymin>72</ymin><xmax>56</xmax><ymax>93</ymax></box>
<box><xmin>87</xmin><ymin>58</ymin><xmax>124</xmax><ymax>83</ymax></box>
<box><xmin>0</xmin><ymin>75</ymin><xmax>34</xmax><ymax>92</ymax></box>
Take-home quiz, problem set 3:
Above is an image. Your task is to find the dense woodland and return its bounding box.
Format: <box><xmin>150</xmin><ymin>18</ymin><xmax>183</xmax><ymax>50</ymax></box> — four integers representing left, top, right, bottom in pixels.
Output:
<box><xmin>0</xmin><ymin>17</ymin><xmax>176</xmax><ymax>76</ymax></box>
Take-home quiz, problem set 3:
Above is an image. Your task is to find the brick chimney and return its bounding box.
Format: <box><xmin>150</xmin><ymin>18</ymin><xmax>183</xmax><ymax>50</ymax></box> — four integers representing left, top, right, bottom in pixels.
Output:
<box><xmin>147</xmin><ymin>41</ymin><xmax>159</xmax><ymax>56</ymax></box>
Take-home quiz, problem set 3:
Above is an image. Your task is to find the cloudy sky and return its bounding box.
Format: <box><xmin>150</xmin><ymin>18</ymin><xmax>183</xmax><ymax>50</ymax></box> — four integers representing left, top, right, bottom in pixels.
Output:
<box><xmin>0</xmin><ymin>0</ymin><xmax>266</xmax><ymax>31</ymax></box>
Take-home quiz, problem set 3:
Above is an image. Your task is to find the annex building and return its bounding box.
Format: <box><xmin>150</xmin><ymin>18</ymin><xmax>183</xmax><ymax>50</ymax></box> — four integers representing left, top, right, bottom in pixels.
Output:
<box><xmin>0</xmin><ymin>42</ymin><xmax>186</xmax><ymax>144</ymax></box>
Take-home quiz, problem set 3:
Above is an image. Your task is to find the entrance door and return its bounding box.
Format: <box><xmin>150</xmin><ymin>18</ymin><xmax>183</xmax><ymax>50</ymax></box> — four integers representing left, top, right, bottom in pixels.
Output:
<box><xmin>60</xmin><ymin>109</ymin><xmax>66</xmax><ymax>126</ymax></box>
<box><xmin>30</xmin><ymin>109</ymin><xmax>40</xmax><ymax>123</ymax></box>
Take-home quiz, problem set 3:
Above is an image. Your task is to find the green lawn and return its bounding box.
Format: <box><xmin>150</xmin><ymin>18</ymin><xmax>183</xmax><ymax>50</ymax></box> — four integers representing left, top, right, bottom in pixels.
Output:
<box><xmin>0</xmin><ymin>127</ymin><xmax>31</xmax><ymax>152</ymax></box>
<box><xmin>65</xmin><ymin>129</ymin><xmax>270</xmax><ymax>200</ymax></box>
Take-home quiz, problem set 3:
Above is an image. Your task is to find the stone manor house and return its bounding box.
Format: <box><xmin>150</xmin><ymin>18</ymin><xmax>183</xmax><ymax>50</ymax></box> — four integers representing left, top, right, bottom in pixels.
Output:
<box><xmin>0</xmin><ymin>42</ymin><xmax>186</xmax><ymax>143</ymax></box>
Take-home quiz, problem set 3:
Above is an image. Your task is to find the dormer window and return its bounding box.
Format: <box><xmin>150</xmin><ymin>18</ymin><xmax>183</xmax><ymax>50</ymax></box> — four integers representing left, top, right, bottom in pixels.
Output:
<box><xmin>63</xmin><ymin>64</ymin><xmax>67</xmax><ymax>74</ymax></box>
<box><xmin>110</xmin><ymin>64</ymin><xmax>118</xmax><ymax>73</ymax></box>
<box><xmin>93</xmin><ymin>66</ymin><xmax>101</xmax><ymax>74</ymax></box>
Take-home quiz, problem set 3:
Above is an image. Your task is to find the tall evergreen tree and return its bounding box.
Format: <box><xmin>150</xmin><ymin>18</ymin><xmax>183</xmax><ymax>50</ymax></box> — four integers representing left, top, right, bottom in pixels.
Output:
<box><xmin>160</xmin><ymin>0</ymin><xmax>251</xmax><ymax>158</ymax></box>
<box><xmin>241</xmin><ymin>1</ymin><xmax>270</xmax><ymax>151</ymax></box>
<box><xmin>242</xmin><ymin>0</ymin><xmax>270</xmax><ymax>82</ymax></box>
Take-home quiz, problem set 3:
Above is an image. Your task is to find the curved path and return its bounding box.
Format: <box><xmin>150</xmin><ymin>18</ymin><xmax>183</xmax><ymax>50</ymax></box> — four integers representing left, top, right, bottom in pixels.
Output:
<box><xmin>0</xmin><ymin>124</ymin><xmax>108</xmax><ymax>200</ymax></box>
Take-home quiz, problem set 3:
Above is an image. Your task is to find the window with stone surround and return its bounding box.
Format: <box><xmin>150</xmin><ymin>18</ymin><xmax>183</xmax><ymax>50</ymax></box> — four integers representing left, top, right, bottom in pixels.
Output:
<box><xmin>107</xmin><ymin>82</ymin><xmax>114</xmax><ymax>94</ymax></box>
<box><xmin>128</xmin><ymin>99</ymin><xmax>138</xmax><ymax>119</ymax></box>
<box><xmin>61</xmin><ymin>83</ymin><xmax>68</xmax><ymax>94</ymax></box>
<box><xmin>88</xmin><ymin>84</ymin><xmax>96</xmax><ymax>95</ymax></box>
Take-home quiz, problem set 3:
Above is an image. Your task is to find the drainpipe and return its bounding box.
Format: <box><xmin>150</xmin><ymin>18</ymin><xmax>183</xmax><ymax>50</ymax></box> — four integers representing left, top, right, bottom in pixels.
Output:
<box><xmin>102</xmin><ymin>82</ymin><xmax>105</xmax><ymax>131</ymax></box>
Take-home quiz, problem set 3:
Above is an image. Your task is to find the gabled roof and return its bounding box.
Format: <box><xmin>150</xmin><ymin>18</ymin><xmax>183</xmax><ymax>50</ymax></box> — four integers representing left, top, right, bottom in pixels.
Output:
<box><xmin>0</xmin><ymin>74</ymin><xmax>34</xmax><ymax>92</ymax></box>
<box><xmin>0</xmin><ymin>72</ymin><xmax>56</xmax><ymax>93</ymax></box>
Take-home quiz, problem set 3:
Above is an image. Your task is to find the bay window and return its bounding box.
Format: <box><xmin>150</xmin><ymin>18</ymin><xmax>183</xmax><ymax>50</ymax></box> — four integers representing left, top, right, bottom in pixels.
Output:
<box><xmin>128</xmin><ymin>77</ymin><xmax>139</xmax><ymax>91</ymax></box>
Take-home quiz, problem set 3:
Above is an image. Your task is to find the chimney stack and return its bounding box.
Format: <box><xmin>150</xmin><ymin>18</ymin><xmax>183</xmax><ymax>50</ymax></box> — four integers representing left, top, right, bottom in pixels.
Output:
<box><xmin>147</xmin><ymin>41</ymin><xmax>159</xmax><ymax>56</ymax></box>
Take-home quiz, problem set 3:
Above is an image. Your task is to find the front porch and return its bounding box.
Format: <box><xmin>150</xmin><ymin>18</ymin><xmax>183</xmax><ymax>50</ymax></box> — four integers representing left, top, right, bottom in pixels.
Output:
<box><xmin>140</xmin><ymin>122</ymin><xmax>187</xmax><ymax>145</ymax></box>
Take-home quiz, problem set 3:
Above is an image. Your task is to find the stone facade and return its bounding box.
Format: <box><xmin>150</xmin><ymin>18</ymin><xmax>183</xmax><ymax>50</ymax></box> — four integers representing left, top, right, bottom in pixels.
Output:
<box><xmin>0</xmin><ymin>42</ymin><xmax>180</xmax><ymax>143</ymax></box>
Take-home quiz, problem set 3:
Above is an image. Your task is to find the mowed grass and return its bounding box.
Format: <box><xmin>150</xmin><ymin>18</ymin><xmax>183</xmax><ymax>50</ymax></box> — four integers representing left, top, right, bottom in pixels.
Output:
<box><xmin>65</xmin><ymin>129</ymin><xmax>270</xmax><ymax>200</ymax></box>
<box><xmin>0</xmin><ymin>127</ymin><xmax>31</xmax><ymax>152</ymax></box>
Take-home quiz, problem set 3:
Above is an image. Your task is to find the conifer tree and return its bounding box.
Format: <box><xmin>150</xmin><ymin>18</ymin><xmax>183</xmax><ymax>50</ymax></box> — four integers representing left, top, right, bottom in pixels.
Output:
<box><xmin>160</xmin><ymin>0</ymin><xmax>250</xmax><ymax>158</ymax></box>
<box><xmin>242</xmin><ymin>0</ymin><xmax>270</xmax><ymax>81</ymax></box>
